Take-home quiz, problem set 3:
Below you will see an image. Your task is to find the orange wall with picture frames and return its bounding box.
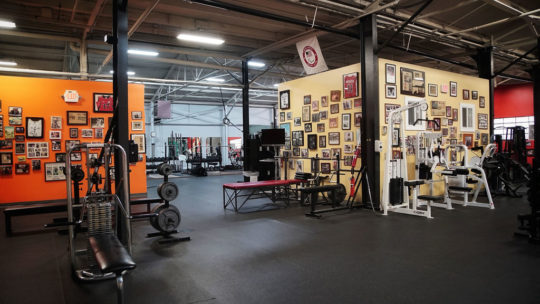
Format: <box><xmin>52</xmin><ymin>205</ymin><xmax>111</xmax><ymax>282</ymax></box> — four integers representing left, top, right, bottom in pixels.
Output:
<box><xmin>0</xmin><ymin>75</ymin><xmax>146</xmax><ymax>204</ymax></box>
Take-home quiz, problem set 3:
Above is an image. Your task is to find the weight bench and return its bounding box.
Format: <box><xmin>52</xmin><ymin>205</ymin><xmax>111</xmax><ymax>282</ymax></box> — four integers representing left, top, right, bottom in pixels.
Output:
<box><xmin>3</xmin><ymin>202</ymin><xmax>67</xmax><ymax>236</ymax></box>
<box><xmin>223</xmin><ymin>180</ymin><xmax>301</xmax><ymax>212</ymax></box>
<box><xmin>88</xmin><ymin>234</ymin><xmax>136</xmax><ymax>304</ymax></box>
<box><xmin>403</xmin><ymin>180</ymin><xmax>449</xmax><ymax>210</ymax></box>
<box><xmin>301</xmin><ymin>184</ymin><xmax>348</xmax><ymax>218</ymax></box>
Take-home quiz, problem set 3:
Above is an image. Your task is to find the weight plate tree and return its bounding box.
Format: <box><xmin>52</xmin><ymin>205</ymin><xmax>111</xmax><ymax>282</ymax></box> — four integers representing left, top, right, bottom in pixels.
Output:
<box><xmin>150</xmin><ymin>204</ymin><xmax>181</xmax><ymax>233</ymax></box>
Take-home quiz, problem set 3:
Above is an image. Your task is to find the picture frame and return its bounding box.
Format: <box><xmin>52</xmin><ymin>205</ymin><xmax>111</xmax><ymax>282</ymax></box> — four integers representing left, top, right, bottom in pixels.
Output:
<box><xmin>131</xmin><ymin>134</ymin><xmax>146</xmax><ymax>154</ymax></box>
<box><xmin>131</xmin><ymin>111</ymin><xmax>143</xmax><ymax>120</ymax></box>
<box><xmin>15</xmin><ymin>126</ymin><xmax>24</xmax><ymax>134</ymax></box>
<box><xmin>91</xmin><ymin>117</ymin><xmax>105</xmax><ymax>128</ymax></box>
<box><xmin>331</xmin><ymin>148</ymin><xmax>342</xmax><ymax>158</ymax></box>
<box><xmin>95</xmin><ymin>128</ymin><xmax>103</xmax><ymax>139</ymax></box>
<box><xmin>26</xmin><ymin>142</ymin><xmax>49</xmax><ymax>159</ymax></box>
<box><xmin>481</xmin><ymin>133</ymin><xmax>489</xmax><ymax>145</ymax></box>
<box><xmin>5</xmin><ymin>126</ymin><xmax>14</xmax><ymax>139</ymax></box>
<box><xmin>384</xmin><ymin>103</ymin><xmax>401</xmax><ymax>124</ymax></box>
<box><xmin>15</xmin><ymin>143</ymin><xmax>25</xmax><ymax>154</ymax></box>
<box><xmin>330</xmin><ymin>90</ymin><xmax>341</xmax><ymax>102</ymax></box>
<box><xmin>81</xmin><ymin>129</ymin><xmax>93</xmax><ymax>138</ymax></box>
<box><xmin>344</xmin><ymin>131</ymin><xmax>354</xmax><ymax>142</ymax></box>
<box><xmin>344</xmin><ymin>144</ymin><xmax>353</xmax><ymax>154</ymax></box>
<box><xmin>0</xmin><ymin>139</ymin><xmax>13</xmax><ymax>149</ymax></box>
<box><xmin>312</xmin><ymin>113</ymin><xmax>320</xmax><ymax>122</ymax></box>
<box><xmin>50</xmin><ymin>116</ymin><xmax>62</xmax><ymax>129</ymax></box>
<box><xmin>307</xmin><ymin>134</ymin><xmax>317</xmax><ymax>150</ymax></box>
<box><xmin>294</xmin><ymin>117</ymin><xmax>301</xmax><ymax>127</ymax></box>
<box><xmin>446</xmin><ymin>106</ymin><xmax>452</xmax><ymax>117</ymax></box>
<box><xmin>328</xmin><ymin>132</ymin><xmax>340</xmax><ymax>145</ymax></box>
<box><xmin>0</xmin><ymin>152</ymin><xmax>13</xmax><ymax>165</ymax></box>
<box><xmin>452</xmin><ymin>108</ymin><xmax>458</xmax><ymax>121</ymax></box>
<box><xmin>65</xmin><ymin>140</ymin><xmax>80</xmax><ymax>152</ymax></box>
<box><xmin>15</xmin><ymin>163</ymin><xmax>30</xmax><ymax>174</ymax></box>
<box><xmin>320</xmin><ymin>110</ymin><xmax>328</xmax><ymax>120</ymax></box>
<box><xmin>26</xmin><ymin>117</ymin><xmax>44</xmax><ymax>138</ymax></box>
<box><xmin>392</xmin><ymin>128</ymin><xmax>400</xmax><ymax>147</ymax></box>
<box><xmin>330</xmin><ymin>104</ymin><xmax>339</xmax><ymax>114</ymax></box>
<box><xmin>15</xmin><ymin>135</ymin><xmax>25</xmax><ymax>142</ymax></box>
<box><xmin>317</xmin><ymin>123</ymin><xmax>325</xmax><ymax>133</ymax></box>
<box><xmin>329</xmin><ymin>117</ymin><xmax>338</xmax><ymax>128</ymax></box>
<box><xmin>32</xmin><ymin>160</ymin><xmax>41</xmax><ymax>170</ymax></box>
<box><xmin>293</xmin><ymin>147</ymin><xmax>300</xmax><ymax>157</ymax></box>
<box><xmin>321</xmin><ymin>96</ymin><xmax>328</xmax><ymax>107</ymax></box>
<box><xmin>463</xmin><ymin>89</ymin><xmax>470</xmax><ymax>100</ymax></box>
<box><xmin>279</xmin><ymin>90</ymin><xmax>290</xmax><ymax>110</ymax></box>
<box><xmin>55</xmin><ymin>153</ymin><xmax>66</xmax><ymax>162</ymax></box>
<box><xmin>93</xmin><ymin>93</ymin><xmax>114</xmax><ymax>113</ymax></box>
<box><xmin>44</xmin><ymin>162</ymin><xmax>66</xmax><ymax>181</ymax></box>
<box><xmin>300</xmin><ymin>148</ymin><xmax>309</xmax><ymax>158</ymax></box>
<box><xmin>0</xmin><ymin>115</ymin><xmax>3</xmax><ymax>138</ymax></box>
<box><xmin>71</xmin><ymin>152</ymin><xmax>82</xmax><ymax>161</ymax></box>
<box><xmin>433</xmin><ymin>118</ymin><xmax>441</xmax><ymax>131</ymax></box>
<box><xmin>478</xmin><ymin>113</ymin><xmax>488</xmax><ymax>130</ymax></box>
<box><xmin>304</xmin><ymin>123</ymin><xmax>312</xmax><ymax>133</ymax></box>
<box><xmin>311</xmin><ymin>100</ymin><xmax>319</xmax><ymax>112</ymax></box>
<box><xmin>303</xmin><ymin>95</ymin><xmax>311</xmax><ymax>105</ymax></box>
<box><xmin>342</xmin><ymin>113</ymin><xmax>351</xmax><ymax>130</ymax></box>
<box><xmin>344</xmin><ymin>156</ymin><xmax>353</xmax><ymax>166</ymax></box>
<box><xmin>9</xmin><ymin>116</ymin><xmax>22</xmax><ymax>125</ymax></box>
<box><xmin>385</xmin><ymin>84</ymin><xmax>397</xmax><ymax>99</ymax></box>
<box><xmin>472</xmin><ymin>91</ymin><xmax>478</xmax><ymax>100</ymax></box>
<box><xmin>343</xmin><ymin>72</ymin><xmax>359</xmax><ymax>98</ymax></box>
<box><xmin>321</xmin><ymin>149</ymin><xmax>330</xmax><ymax>159</ymax></box>
<box><xmin>8</xmin><ymin>106</ymin><xmax>22</xmax><ymax>117</ymax></box>
<box><xmin>342</xmin><ymin>99</ymin><xmax>352</xmax><ymax>110</ymax></box>
<box><xmin>279</xmin><ymin>112</ymin><xmax>285</xmax><ymax>122</ymax></box>
<box><xmin>51</xmin><ymin>140</ymin><xmax>61</xmax><ymax>151</ymax></box>
<box><xmin>320</xmin><ymin>162</ymin><xmax>331</xmax><ymax>174</ymax></box>
<box><xmin>132</xmin><ymin>121</ymin><xmax>144</xmax><ymax>131</ymax></box>
<box><xmin>400</xmin><ymin>67</ymin><xmax>425</xmax><ymax>97</ymax></box>
<box><xmin>385</xmin><ymin>63</ymin><xmax>396</xmax><ymax>84</ymax></box>
<box><xmin>319</xmin><ymin>135</ymin><xmax>326</xmax><ymax>148</ymax></box>
<box><xmin>69</xmin><ymin>128</ymin><xmax>78</xmax><ymax>138</ymax></box>
<box><xmin>296</xmin><ymin>160</ymin><xmax>304</xmax><ymax>173</ymax></box>
<box><xmin>428</xmin><ymin>83</ymin><xmax>438</xmax><ymax>97</ymax></box>
<box><xmin>67</xmin><ymin>111</ymin><xmax>88</xmax><ymax>125</ymax></box>
<box><xmin>431</xmin><ymin>100</ymin><xmax>446</xmax><ymax>116</ymax></box>
<box><xmin>354</xmin><ymin>98</ymin><xmax>362</xmax><ymax>109</ymax></box>
<box><xmin>292</xmin><ymin>131</ymin><xmax>304</xmax><ymax>146</ymax></box>
<box><xmin>440</xmin><ymin>84</ymin><xmax>449</xmax><ymax>94</ymax></box>
<box><xmin>462</xmin><ymin>133</ymin><xmax>473</xmax><ymax>148</ymax></box>
<box><xmin>286</xmin><ymin>112</ymin><xmax>292</xmax><ymax>120</ymax></box>
<box><xmin>450</xmin><ymin>81</ymin><xmax>457</xmax><ymax>97</ymax></box>
<box><xmin>479</xmin><ymin>96</ymin><xmax>486</xmax><ymax>108</ymax></box>
<box><xmin>49</xmin><ymin>130</ymin><xmax>61</xmax><ymax>140</ymax></box>
<box><xmin>354</xmin><ymin>112</ymin><xmax>362</xmax><ymax>127</ymax></box>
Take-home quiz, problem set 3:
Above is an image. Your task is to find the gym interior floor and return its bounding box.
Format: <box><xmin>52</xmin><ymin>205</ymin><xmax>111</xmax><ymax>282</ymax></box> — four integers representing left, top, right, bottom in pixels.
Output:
<box><xmin>1</xmin><ymin>174</ymin><xmax>539</xmax><ymax>304</ymax></box>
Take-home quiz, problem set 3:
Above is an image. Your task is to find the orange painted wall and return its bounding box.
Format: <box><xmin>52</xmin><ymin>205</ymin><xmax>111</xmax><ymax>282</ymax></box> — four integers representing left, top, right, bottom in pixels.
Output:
<box><xmin>0</xmin><ymin>75</ymin><xmax>146</xmax><ymax>204</ymax></box>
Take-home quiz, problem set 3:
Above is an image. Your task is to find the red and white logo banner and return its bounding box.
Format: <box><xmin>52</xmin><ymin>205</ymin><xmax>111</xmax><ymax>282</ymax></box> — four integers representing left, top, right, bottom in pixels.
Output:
<box><xmin>296</xmin><ymin>36</ymin><xmax>328</xmax><ymax>75</ymax></box>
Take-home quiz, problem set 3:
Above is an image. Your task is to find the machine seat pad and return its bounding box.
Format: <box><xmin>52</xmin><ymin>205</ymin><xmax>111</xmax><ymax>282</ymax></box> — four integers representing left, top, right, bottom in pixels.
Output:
<box><xmin>466</xmin><ymin>178</ymin><xmax>478</xmax><ymax>184</ymax></box>
<box><xmin>88</xmin><ymin>234</ymin><xmax>136</xmax><ymax>274</ymax></box>
<box><xmin>418</xmin><ymin>195</ymin><xmax>444</xmax><ymax>201</ymax></box>
<box><xmin>470</xmin><ymin>168</ymin><xmax>482</xmax><ymax>175</ymax></box>
<box><xmin>404</xmin><ymin>180</ymin><xmax>425</xmax><ymax>187</ymax></box>
<box><xmin>448</xmin><ymin>186</ymin><xmax>473</xmax><ymax>192</ymax></box>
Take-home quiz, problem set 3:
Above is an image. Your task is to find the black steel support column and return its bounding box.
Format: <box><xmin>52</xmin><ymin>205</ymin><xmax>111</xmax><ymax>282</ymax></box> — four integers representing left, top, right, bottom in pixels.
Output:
<box><xmin>242</xmin><ymin>60</ymin><xmax>250</xmax><ymax>179</ymax></box>
<box><xmin>112</xmin><ymin>0</ymin><xmax>129</xmax><ymax>244</ymax></box>
<box><xmin>359</xmin><ymin>14</ymin><xmax>380</xmax><ymax>206</ymax></box>
<box><xmin>474</xmin><ymin>47</ymin><xmax>495</xmax><ymax>137</ymax></box>
<box><xmin>532</xmin><ymin>38</ymin><xmax>540</xmax><ymax>169</ymax></box>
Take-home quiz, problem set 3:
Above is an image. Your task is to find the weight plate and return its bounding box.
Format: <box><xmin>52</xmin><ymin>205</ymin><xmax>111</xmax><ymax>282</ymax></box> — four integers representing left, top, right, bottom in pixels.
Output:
<box><xmin>157</xmin><ymin>163</ymin><xmax>173</xmax><ymax>176</ymax></box>
<box><xmin>157</xmin><ymin>182</ymin><xmax>179</xmax><ymax>201</ymax></box>
<box><xmin>149</xmin><ymin>204</ymin><xmax>181</xmax><ymax>233</ymax></box>
<box><xmin>71</xmin><ymin>168</ymin><xmax>85</xmax><ymax>182</ymax></box>
<box><xmin>331</xmin><ymin>184</ymin><xmax>347</xmax><ymax>205</ymax></box>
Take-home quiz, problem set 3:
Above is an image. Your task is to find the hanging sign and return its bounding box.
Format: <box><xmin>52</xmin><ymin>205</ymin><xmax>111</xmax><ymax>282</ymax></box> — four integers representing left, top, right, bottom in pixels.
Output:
<box><xmin>62</xmin><ymin>90</ymin><xmax>80</xmax><ymax>103</ymax></box>
<box><xmin>296</xmin><ymin>36</ymin><xmax>328</xmax><ymax>75</ymax></box>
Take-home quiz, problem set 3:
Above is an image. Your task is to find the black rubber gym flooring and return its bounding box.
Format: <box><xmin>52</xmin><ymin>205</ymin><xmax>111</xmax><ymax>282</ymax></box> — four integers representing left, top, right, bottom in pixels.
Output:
<box><xmin>1</xmin><ymin>174</ymin><xmax>539</xmax><ymax>304</ymax></box>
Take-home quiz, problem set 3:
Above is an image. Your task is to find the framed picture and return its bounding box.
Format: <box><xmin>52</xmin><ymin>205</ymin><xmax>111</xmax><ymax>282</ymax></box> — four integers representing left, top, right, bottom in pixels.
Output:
<box><xmin>329</xmin><ymin>117</ymin><xmax>338</xmax><ymax>128</ymax></box>
<box><xmin>463</xmin><ymin>89</ymin><xmax>470</xmax><ymax>100</ymax></box>
<box><xmin>0</xmin><ymin>165</ymin><xmax>12</xmax><ymax>175</ymax></box>
<box><xmin>81</xmin><ymin>129</ymin><xmax>93</xmax><ymax>138</ymax></box>
<box><xmin>32</xmin><ymin>159</ymin><xmax>41</xmax><ymax>170</ymax></box>
<box><xmin>319</xmin><ymin>135</ymin><xmax>326</xmax><ymax>148</ymax></box>
<box><xmin>479</xmin><ymin>96</ymin><xmax>486</xmax><ymax>108</ymax></box>
<box><xmin>428</xmin><ymin>83</ymin><xmax>438</xmax><ymax>97</ymax></box>
<box><xmin>279</xmin><ymin>112</ymin><xmax>285</xmax><ymax>122</ymax></box>
<box><xmin>442</xmin><ymin>128</ymin><xmax>449</xmax><ymax>136</ymax></box>
<box><xmin>293</xmin><ymin>147</ymin><xmax>300</xmax><ymax>157</ymax></box>
<box><xmin>303</xmin><ymin>95</ymin><xmax>311</xmax><ymax>105</ymax></box>
<box><xmin>93</xmin><ymin>93</ymin><xmax>114</xmax><ymax>113</ymax></box>
<box><xmin>331</xmin><ymin>148</ymin><xmax>341</xmax><ymax>158</ymax></box>
<box><xmin>446</xmin><ymin>106</ymin><xmax>452</xmax><ymax>117</ymax></box>
<box><xmin>131</xmin><ymin>111</ymin><xmax>143</xmax><ymax>119</ymax></box>
<box><xmin>292</xmin><ymin>131</ymin><xmax>304</xmax><ymax>146</ymax></box>
<box><xmin>0</xmin><ymin>139</ymin><xmax>13</xmax><ymax>149</ymax></box>
<box><xmin>280</xmin><ymin>122</ymin><xmax>291</xmax><ymax>140</ymax></box>
<box><xmin>8</xmin><ymin>106</ymin><xmax>22</xmax><ymax>117</ymax></box>
<box><xmin>9</xmin><ymin>116</ymin><xmax>22</xmax><ymax>125</ymax></box>
<box><xmin>330</xmin><ymin>90</ymin><xmax>341</xmax><ymax>102</ymax></box>
<box><xmin>448</xmin><ymin>119</ymin><xmax>453</xmax><ymax>126</ymax></box>
<box><xmin>330</xmin><ymin>104</ymin><xmax>339</xmax><ymax>114</ymax></box>
<box><xmin>312</xmin><ymin>100</ymin><xmax>319</xmax><ymax>112</ymax></box>
<box><xmin>67</xmin><ymin>111</ymin><xmax>88</xmax><ymax>125</ymax></box>
<box><xmin>286</xmin><ymin>112</ymin><xmax>292</xmax><ymax>120</ymax></box>
<box><xmin>462</xmin><ymin>133</ymin><xmax>473</xmax><ymax>148</ymax></box>
<box><xmin>392</xmin><ymin>128</ymin><xmax>400</xmax><ymax>147</ymax></box>
<box><xmin>5</xmin><ymin>126</ymin><xmax>14</xmax><ymax>139</ymax></box>
<box><xmin>344</xmin><ymin>144</ymin><xmax>353</xmax><ymax>154</ymax></box>
<box><xmin>317</xmin><ymin>123</ymin><xmax>325</xmax><ymax>133</ymax></box>
<box><xmin>26</xmin><ymin>142</ymin><xmax>49</xmax><ymax>159</ymax></box>
<box><xmin>440</xmin><ymin>83</ymin><xmax>449</xmax><ymax>94</ymax></box>
<box><xmin>300</xmin><ymin>148</ymin><xmax>308</xmax><ymax>158</ymax></box>
<box><xmin>433</xmin><ymin>118</ymin><xmax>441</xmax><ymax>131</ymax></box>
<box><xmin>0</xmin><ymin>152</ymin><xmax>13</xmax><ymax>165</ymax></box>
<box><xmin>321</xmin><ymin>96</ymin><xmax>328</xmax><ymax>107</ymax></box>
<box><xmin>49</xmin><ymin>130</ymin><xmax>61</xmax><ymax>140</ymax></box>
<box><xmin>400</xmin><ymin>67</ymin><xmax>425</xmax><ymax>97</ymax></box>
<box><xmin>384</xmin><ymin>103</ymin><xmax>401</xmax><ymax>124</ymax></box>
<box><xmin>343</xmin><ymin>72</ymin><xmax>359</xmax><ymax>98</ymax></box>
<box><xmin>15</xmin><ymin>163</ymin><xmax>30</xmax><ymax>174</ymax></box>
<box><xmin>342</xmin><ymin>114</ymin><xmax>351</xmax><ymax>130</ymax></box>
<box><xmin>65</xmin><ymin>140</ymin><xmax>80</xmax><ymax>152</ymax></box>
<box><xmin>296</xmin><ymin>160</ymin><xmax>304</xmax><ymax>173</ymax></box>
<box><xmin>481</xmin><ymin>133</ymin><xmax>489</xmax><ymax>145</ymax></box>
<box><xmin>44</xmin><ymin>162</ymin><xmax>66</xmax><ymax>181</ymax></box>
<box><xmin>302</xmin><ymin>105</ymin><xmax>311</xmax><ymax>122</ymax></box>
<box><xmin>294</xmin><ymin>117</ymin><xmax>301</xmax><ymax>126</ymax></box>
<box><xmin>55</xmin><ymin>153</ymin><xmax>66</xmax><ymax>162</ymax></box>
<box><xmin>15</xmin><ymin>126</ymin><xmax>24</xmax><ymax>134</ymax></box>
<box><xmin>385</xmin><ymin>84</ymin><xmax>397</xmax><ymax>99</ymax></box>
<box><xmin>321</xmin><ymin>149</ymin><xmax>330</xmax><ymax>159</ymax></box>
<box><xmin>450</xmin><ymin>81</ymin><xmax>457</xmax><ymax>97</ymax></box>
<box><xmin>385</xmin><ymin>63</ymin><xmax>396</xmax><ymax>84</ymax></box>
<box><xmin>51</xmin><ymin>140</ymin><xmax>61</xmax><ymax>151</ymax></box>
<box><xmin>452</xmin><ymin>108</ymin><xmax>458</xmax><ymax>121</ymax></box>
<box><xmin>320</xmin><ymin>110</ymin><xmax>328</xmax><ymax>120</ymax></box>
<box><xmin>343</xmin><ymin>99</ymin><xmax>352</xmax><ymax>110</ymax></box>
<box><xmin>51</xmin><ymin>116</ymin><xmax>62</xmax><ymax>129</ymax></box>
<box><xmin>279</xmin><ymin>90</ymin><xmax>290</xmax><ymax>110</ymax></box>
<box><xmin>71</xmin><ymin>152</ymin><xmax>82</xmax><ymax>161</ymax></box>
<box><xmin>95</xmin><ymin>128</ymin><xmax>103</xmax><ymax>139</ymax></box>
<box><xmin>131</xmin><ymin>134</ymin><xmax>146</xmax><ymax>154</ymax></box>
<box><xmin>354</xmin><ymin>98</ymin><xmax>362</xmax><ymax>108</ymax></box>
<box><xmin>91</xmin><ymin>117</ymin><xmax>105</xmax><ymax>128</ymax></box>
<box><xmin>307</xmin><ymin>134</ymin><xmax>317</xmax><ymax>150</ymax></box>
<box><xmin>354</xmin><ymin>112</ymin><xmax>362</xmax><ymax>127</ymax></box>
<box><xmin>15</xmin><ymin>143</ymin><xmax>25</xmax><ymax>154</ymax></box>
<box><xmin>26</xmin><ymin>117</ymin><xmax>44</xmax><ymax>138</ymax></box>
<box><xmin>320</xmin><ymin>162</ymin><xmax>331</xmax><ymax>174</ymax></box>
<box><xmin>312</xmin><ymin>113</ymin><xmax>320</xmax><ymax>122</ymax></box>
<box><xmin>69</xmin><ymin>128</ymin><xmax>78</xmax><ymax>138</ymax></box>
<box><xmin>344</xmin><ymin>131</ymin><xmax>354</xmax><ymax>142</ymax></box>
<box><xmin>328</xmin><ymin>132</ymin><xmax>340</xmax><ymax>145</ymax></box>
<box><xmin>472</xmin><ymin>91</ymin><xmax>478</xmax><ymax>100</ymax></box>
<box><xmin>304</xmin><ymin>123</ymin><xmax>312</xmax><ymax>132</ymax></box>
<box><xmin>344</xmin><ymin>156</ymin><xmax>353</xmax><ymax>166</ymax></box>
<box><xmin>132</xmin><ymin>121</ymin><xmax>144</xmax><ymax>131</ymax></box>
<box><xmin>15</xmin><ymin>135</ymin><xmax>25</xmax><ymax>142</ymax></box>
<box><xmin>478</xmin><ymin>113</ymin><xmax>488</xmax><ymax>129</ymax></box>
<box><xmin>431</xmin><ymin>100</ymin><xmax>446</xmax><ymax>116</ymax></box>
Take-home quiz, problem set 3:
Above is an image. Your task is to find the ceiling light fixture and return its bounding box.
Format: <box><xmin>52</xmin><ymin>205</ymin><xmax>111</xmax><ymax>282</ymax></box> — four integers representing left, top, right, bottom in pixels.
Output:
<box><xmin>248</xmin><ymin>61</ymin><xmax>265</xmax><ymax>68</ymax></box>
<box><xmin>127</xmin><ymin>49</ymin><xmax>159</xmax><ymax>56</ymax></box>
<box><xmin>273</xmin><ymin>84</ymin><xmax>279</xmax><ymax>87</ymax></box>
<box><xmin>205</xmin><ymin>77</ymin><xmax>225</xmax><ymax>82</ymax></box>
<box><xmin>0</xmin><ymin>20</ymin><xmax>16</xmax><ymax>28</ymax></box>
<box><xmin>110</xmin><ymin>70</ymin><xmax>136</xmax><ymax>75</ymax></box>
<box><xmin>0</xmin><ymin>61</ymin><xmax>17</xmax><ymax>66</ymax></box>
<box><xmin>177</xmin><ymin>33</ymin><xmax>224</xmax><ymax>45</ymax></box>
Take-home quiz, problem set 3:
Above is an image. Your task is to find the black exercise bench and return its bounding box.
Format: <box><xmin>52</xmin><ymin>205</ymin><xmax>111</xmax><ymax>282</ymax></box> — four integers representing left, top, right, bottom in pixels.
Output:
<box><xmin>89</xmin><ymin>234</ymin><xmax>136</xmax><ymax>304</ymax></box>
<box><xmin>301</xmin><ymin>184</ymin><xmax>347</xmax><ymax>218</ymax></box>
<box><xmin>3</xmin><ymin>202</ymin><xmax>67</xmax><ymax>236</ymax></box>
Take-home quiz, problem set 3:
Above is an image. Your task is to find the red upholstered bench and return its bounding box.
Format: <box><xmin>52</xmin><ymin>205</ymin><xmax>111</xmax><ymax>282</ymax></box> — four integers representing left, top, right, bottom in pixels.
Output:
<box><xmin>222</xmin><ymin>180</ymin><xmax>299</xmax><ymax>212</ymax></box>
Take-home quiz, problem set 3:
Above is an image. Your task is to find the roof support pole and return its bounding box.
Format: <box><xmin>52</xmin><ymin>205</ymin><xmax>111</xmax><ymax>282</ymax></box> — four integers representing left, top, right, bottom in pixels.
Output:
<box><xmin>242</xmin><ymin>60</ymin><xmax>251</xmax><ymax>179</ymax></box>
<box><xmin>359</xmin><ymin>14</ymin><xmax>380</xmax><ymax>208</ymax></box>
<box><xmin>473</xmin><ymin>47</ymin><xmax>495</xmax><ymax>137</ymax></box>
<box><xmin>531</xmin><ymin>38</ymin><xmax>540</xmax><ymax>169</ymax></box>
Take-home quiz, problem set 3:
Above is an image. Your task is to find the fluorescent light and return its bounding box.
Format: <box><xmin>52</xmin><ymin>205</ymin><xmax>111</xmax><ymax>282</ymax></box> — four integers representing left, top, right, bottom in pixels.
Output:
<box><xmin>177</xmin><ymin>33</ymin><xmax>224</xmax><ymax>45</ymax></box>
<box><xmin>0</xmin><ymin>61</ymin><xmax>17</xmax><ymax>66</ymax></box>
<box><xmin>273</xmin><ymin>84</ymin><xmax>279</xmax><ymax>87</ymax></box>
<box><xmin>205</xmin><ymin>77</ymin><xmax>225</xmax><ymax>82</ymax></box>
<box><xmin>0</xmin><ymin>20</ymin><xmax>16</xmax><ymax>28</ymax></box>
<box><xmin>248</xmin><ymin>61</ymin><xmax>265</xmax><ymax>68</ymax></box>
<box><xmin>128</xmin><ymin>49</ymin><xmax>159</xmax><ymax>56</ymax></box>
<box><xmin>109</xmin><ymin>70</ymin><xmax>136</xmax><ymax>75</ymax></box>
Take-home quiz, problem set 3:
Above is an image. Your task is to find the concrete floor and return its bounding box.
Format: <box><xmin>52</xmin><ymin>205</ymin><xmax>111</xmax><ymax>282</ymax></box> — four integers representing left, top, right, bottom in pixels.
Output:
<box><xmin>1</xmin><ymin>174</ymin><xmax>540</xmax><ymax>304</ymax></box>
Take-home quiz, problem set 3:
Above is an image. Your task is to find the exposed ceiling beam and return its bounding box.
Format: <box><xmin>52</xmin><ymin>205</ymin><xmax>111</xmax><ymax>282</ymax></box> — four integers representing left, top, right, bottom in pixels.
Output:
<box><xmin>0</xmin><ymin>29</ymin><xmax>81</xmax><ymax>43</ymax></box>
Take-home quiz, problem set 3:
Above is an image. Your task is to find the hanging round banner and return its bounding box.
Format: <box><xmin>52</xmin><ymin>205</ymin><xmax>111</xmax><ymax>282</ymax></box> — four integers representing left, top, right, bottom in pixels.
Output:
<box><xmin>302</xmin><ymin>46</ymin><xmax>319</xmax><ymax>68</ymax></box>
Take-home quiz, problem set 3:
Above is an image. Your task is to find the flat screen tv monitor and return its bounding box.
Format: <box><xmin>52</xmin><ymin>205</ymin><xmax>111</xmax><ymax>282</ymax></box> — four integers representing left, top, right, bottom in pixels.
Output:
<box><xmin>261</xmin><ymin>129</ymin><xmax>285</xmax><ymax>146</ymax></box>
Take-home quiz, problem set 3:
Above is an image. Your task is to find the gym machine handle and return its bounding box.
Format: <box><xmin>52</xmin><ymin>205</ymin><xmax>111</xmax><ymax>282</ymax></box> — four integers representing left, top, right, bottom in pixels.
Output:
<box><xmin>130</xmin><ymin>213</ymin><xmax>158</xmax><ymax>220</ymax></box>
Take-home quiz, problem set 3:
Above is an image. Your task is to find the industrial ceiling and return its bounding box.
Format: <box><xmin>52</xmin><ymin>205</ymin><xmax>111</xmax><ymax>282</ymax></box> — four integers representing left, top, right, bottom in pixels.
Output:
<box><xmin>0</xmin><ymin>0</ymin><xmax>538</xmax><ymax>109</ymax></box>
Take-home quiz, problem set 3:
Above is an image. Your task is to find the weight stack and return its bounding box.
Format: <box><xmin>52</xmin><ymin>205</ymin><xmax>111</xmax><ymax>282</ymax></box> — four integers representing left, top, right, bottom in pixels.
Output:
<box><xmin>87</xmin><ymin>200</ymin><xmax>113</xmax><ymax>236</ymax></box>
<box><xmin>389</xmin><ymin>178</ymin><xmax>404</xmax><ymax>205</ymax></box>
